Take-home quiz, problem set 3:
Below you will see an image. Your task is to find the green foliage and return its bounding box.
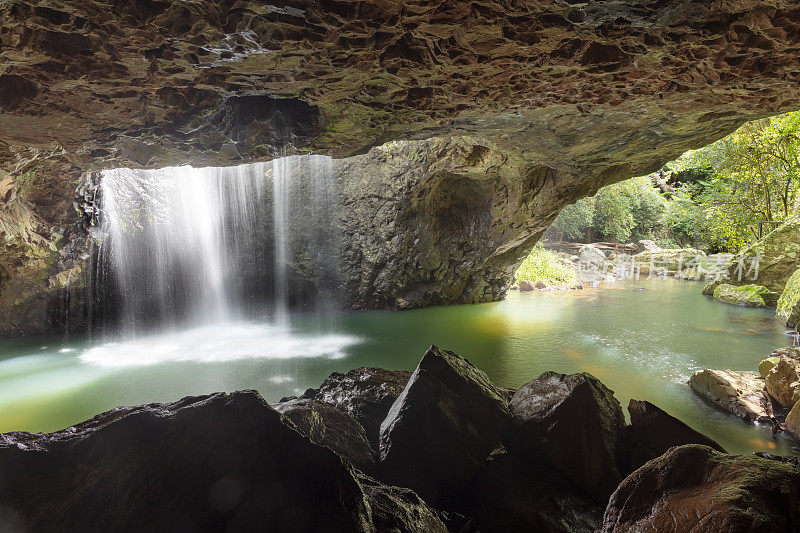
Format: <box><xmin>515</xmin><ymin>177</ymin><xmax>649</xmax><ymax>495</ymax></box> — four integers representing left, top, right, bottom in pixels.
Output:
<box><xmin>515</xmin><ymin>246</ymin><xmax>577</xmax><ymax>286</ymax></box>
<box><xmin>547</xmin><ymin>197</ymin><xmax>594</xmax><ymax>241</ymax></box>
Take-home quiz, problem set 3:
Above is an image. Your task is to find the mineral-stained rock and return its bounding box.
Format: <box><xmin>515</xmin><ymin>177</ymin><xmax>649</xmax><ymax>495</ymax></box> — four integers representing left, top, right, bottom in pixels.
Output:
<box><xmin>713</xmin><ymin>283</ymin><xmax>778</xmax><ymax>307</ymax></box>
<box><xmin>0</xmin><ymin>391</ymin><xmax>375</xmax><ymax>531</ymax></box>
<box><xmin>618</xmin><ymin>399</ymin><xmax>726</xmax><ymax>475</ymax></box>
<box><xmin>602</xmin><ymin>445</ymin><xmax>800</xmax><ymax>533</ymax></box>
<box><xmin>688</xmin><ymin>369</ymin><xmax>766</xmax><ymax>421</ymax></box>
<box><xmin>357</xmin><ymin>473</ymin><xmax>448</xmax><ymax>533</ymax></box>
<box><xmin>777</xmin><ymin>268</ymin><xmax>800</xmax><ymax>327</ymax></box>
<box><xmin>472</xmin><ymin>452</ymin><xmax>603</xmax><ymax>533</ymax></box>
<box><xmin>378</xmin><ymin>345</ymin><xmax>510</xmax><ymax>508</ymax></box>
<box><xmin>307</xmin><ymin>367</ymin><xmax>411</xmax><ymax>447</ymax></box>
<box><xmin>765</xmin><ymin>357</ymin><xmax>800</xmax><ymax>409</ymax></box>
<box><xmin>273</xmin><ymin>398</ymin><xmax>376</xmax><ymax>473</ymax></box>
<box><xmin>502</xmin><ymin>371</ymin><xmax>625</xmax><ymax>504</ymax></box>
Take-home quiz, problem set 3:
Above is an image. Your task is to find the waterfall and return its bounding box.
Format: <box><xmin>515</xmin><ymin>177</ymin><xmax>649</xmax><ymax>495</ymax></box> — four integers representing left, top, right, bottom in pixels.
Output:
<box><xmin>93</xmin><ymin>156</ymin><xmax>339</xmax><ymax>335</ymax></box>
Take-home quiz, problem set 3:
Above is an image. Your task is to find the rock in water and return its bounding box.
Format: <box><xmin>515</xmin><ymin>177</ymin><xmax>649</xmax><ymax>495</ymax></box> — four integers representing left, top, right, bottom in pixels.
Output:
<box><xmin>0</xmin><ymin>391</ymin><xmax>374</xmax><ymax>532</ymax></box>
<box><xmin>502</xmin><ymin>371</ymin><xmax>625</xmax><ymax>504</ymax></box>
<box><xmin>688</xmin><ymin>369</ymin><xmax>766</xmax><ymax>421</ymax></box>
<box><xmin>777</xmin><ymin>268</ymin><xmax>800</xmax><ymax>326</ymax></box>
<box><xmin>603</xmin><ymin>445</ymin><xmax>800</xmax><ymax>532</ymax></box>
<box><xmin>702</xmin><ymin>280</ymin><xmax>722</xmax><ymax>296</ymax></box>
<box><xmin>712</xmin><ymin>283</ymin><xmax>778</xmax><ymax>307</ymax></box>
<box><xmin>378</xmin><ymin>345</ymin><xmax>510</xmax><ymax>508</ymax></box>
<box><xmin>618</xmin><ymin>399</ymin><xmax>726</xmax><ymax>474</ymax></box>
<box><xmin>518</xmin><ymin>280</ymin><xmax>534</xmax><ymax>292</ymax></box>
<box><xmin>472</xmin><ymin>452</ymin><xmax>602</xmax><ymax>533</ymax></box>
<box><xmin>308</xmin><ymin>367</ymin><xmax>411</xmax><ymax>447</ymax></box>
<box><xmin>765</xmin><ymin>357</ymin><xmax>800</xmax><ymax>409</ymax></box>
<box><xmin>273</xmin><ymin>398</ymin><xmax>377</xmax><ymax>473</ymax></box>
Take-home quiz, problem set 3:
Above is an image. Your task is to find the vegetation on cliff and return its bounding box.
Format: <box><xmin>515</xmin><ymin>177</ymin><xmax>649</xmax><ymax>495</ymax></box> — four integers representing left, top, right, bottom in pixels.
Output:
<box><xmin>514</xmin><ymin>246</ymin><xmax>577</xmax><ymax>288</ymax></box>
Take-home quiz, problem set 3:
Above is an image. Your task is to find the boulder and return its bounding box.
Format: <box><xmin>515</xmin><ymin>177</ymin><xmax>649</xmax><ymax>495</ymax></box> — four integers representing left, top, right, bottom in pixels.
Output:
<box><xmin>502</xmin><ymin>371</ymin><xmax>625</xmax><ymax>504</ymax></box>
<box><xmin>356</xmin><ymin>474</ymin><xmax>448</xmax><ymax>533</ymax></box>
<box><xmin>273</xmin><ymin>398</ymin><xmax>376</xmax><ymax>473</ymax></box>
<box><xmin>378</xmin><ymin>345</ymin><xmax>510</xmax><ymax>508</ymax></box>
<box><xmin>534</xmin><ymin>280</ymin><xmax>547</xmax><ymax>290</ymax></box>
<box><xmin>688</xmin><ymin>369</ymin><xmax>766</xmax><ymax>421</ymax></box>
<box><xmin>518</xmin><ymin>280</ymin><xmax>534</xmax><ymax>292</ymax></box>
<box><xmin>637</xmin><ymin>239</ymin><xmax>661</xmax><ymax>252</ymax></box>
<box><xmin>305</xmin><ymin>367</ymin><xmax>411</xmax><ymax>447</ymax></box>
<box><xmin>702</xmin><ymin>280</ymin><xmax>722</xmax><ymax>296</ymax></box>
<box><xmin>618</xmin><ymin>399</ymin><xmax>726</xmax><ymax>475</ymax></box>
<box><xmin>578</xmin><ymin>245</ymin><xmax>607</xmax><ymax>269</ymax></box>
<box><xmin>472</xmin><ymin>452</ymin><xmax>602</xmax><ymax>533</ymax></box>
<box><xmin>0</xmin><ymin>391</ymin><xmax>375</xmax><ymax>531</ymax></box>
<box><xmin>602</xmin><ymin>445</ymin><xmax>800</xmax><ymax>533</ymax></box>
<box><xmin>712</xmin><ymin>283</ymin><xmax>778</xmax><ymax>307</ymax></box>
<box><xmin>760</xmin><ymin>357</ymin><xmax>781</xmax><ymax>378</ymax></box>
<box><xmin>727</xmin><ymin>216</ymin><xmax>800</xmax><ymax>293</ymax></box>
<box><xmin>777</xmin><ymin>268</ymin><xmax>800</xmax><ymax>327</ymax></box>
<box><xmin>634</xmin><ymin>248</ymin><xmax>705</xmax><ymax>274</ymax></box>
<box><xmin>765</xmin><ymin>357</ymin><xmax>800</xmax><ymax>409</ymax></box>
<box><xmin>785</xmin><ymin>401</ymin><xmax>800</xmax><ymax>441</ymax></box>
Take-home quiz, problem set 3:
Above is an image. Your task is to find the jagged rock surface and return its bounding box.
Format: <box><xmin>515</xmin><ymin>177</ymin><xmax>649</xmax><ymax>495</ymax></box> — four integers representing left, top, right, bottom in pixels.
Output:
<box><xmin>502</xmin><ymin>371</ymin><xmax>625</xmax><ymax>504</ymax></box>
<box><xmin>378</xmin><ymin>345</ymin><xmax>510</xmax><ymax>508</ymax></box>
<box><xmin>4</xmin><ymin>0</ymin><xmax>800</xmax><ymax>328</ymax></box>
<box><xmin>603</xmin><ymin>445</ymin><xmax>800</xmax><ymax>533</ymax></box>
<box><xmin>688</xmin><ymin>369</ymin><xmax>766</xmax><ymax>421</ymax></box>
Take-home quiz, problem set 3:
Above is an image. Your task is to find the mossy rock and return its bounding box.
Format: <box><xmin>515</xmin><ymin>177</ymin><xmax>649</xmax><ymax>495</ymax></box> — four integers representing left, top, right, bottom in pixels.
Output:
<box><xmin>727</xmin><ymin>216</ymin><xmax>800</xmax><ymax>293</ymax></box>
<box><xmin>712</xmin><ymin>283</ymin><xmax>778</xmax><ymax>308</ymax></box>
<box><xmin>702</xmin><ymin>280</ymin><xmax>723</xmax><ymax>296</ymax></box>
<box><xmin>777</xmin><ymin>268</ymin><xmax>800</xmax><ymax>327</ymax></box>
<box><xmin>759</xmin><ymin>357</ymin><xmax>780</xmax><ymax>379</ymax></box>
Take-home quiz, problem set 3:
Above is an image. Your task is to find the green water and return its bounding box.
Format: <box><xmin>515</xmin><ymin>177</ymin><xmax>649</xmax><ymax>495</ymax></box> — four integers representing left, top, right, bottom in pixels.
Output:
<box><xmin>1</xmin><ymin>279</ymin><xmax>796</xmax><ymax>456</ymax></box>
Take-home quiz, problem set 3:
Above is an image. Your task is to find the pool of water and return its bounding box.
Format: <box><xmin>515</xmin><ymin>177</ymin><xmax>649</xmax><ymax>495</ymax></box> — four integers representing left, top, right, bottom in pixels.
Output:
<box><xmin>1</xmin><ymin>279</ymin><xmax>796</xmax><ymax>455</ymax></box>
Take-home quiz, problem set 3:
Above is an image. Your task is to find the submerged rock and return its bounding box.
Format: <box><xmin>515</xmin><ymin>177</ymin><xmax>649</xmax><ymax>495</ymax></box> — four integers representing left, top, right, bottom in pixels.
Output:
<box><xmin>502</xmin><ymin>371</ymin><xmax>625</xmax><ymax>504</ymax></box>
<box><xmin>602</xmin><ymin>445</ymin><xmax>800</xmax><ymax>533</ymax></box>
<box><xmin>688</xmin><ymin>369</ymin><xmax>765</xmax><ymax>421</ymax></box>
<box><xmin>0</xmin><ymin>391</ymin><xmax>375</xmax><ymax>531</ymax></box>
<box><xmin>306</xmin><ymin>367</ymin><xmax>411</xmax><ymax>447</ymax></box>
<box><xmin>378</xmin><ymin>345</ymin><xmax>510</xmax><ymax>508</ymax></box>
<box><xmin>777</xmin><ymin>268</ymin><xmax>800</xmax><ymax>327</ymax></box>
<box><xmin>472</xmin><ymin>452</ymin><xmax>602</xmax><ymax>533</ymax></box>
<box><xmin>765</xmin><ymin>357</ymin><xmax>800</xmax><ymax>409</ymax></box>
<box><xmin>713</xmin><ymin>283</ymin><xmax>778</xmax><ymax>307</ymax></box>
<box><xmin>618</xmin><ymin>399</ymin><xmax>726</xmax><ymax>475</ymax></box>
<box><xmin>273</xmin><ymin>398</ymin><xmax>377</xmax><ymax>473</ymax></box>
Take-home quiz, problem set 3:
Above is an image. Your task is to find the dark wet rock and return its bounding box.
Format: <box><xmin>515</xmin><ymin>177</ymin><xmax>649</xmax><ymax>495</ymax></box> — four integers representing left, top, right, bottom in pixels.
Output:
<box><xmin>309</xmin><ymin>367</ymin><xmax>411</xmax><ymax>447</ymax></box>
<box><xmin>357</xmin><ymin>473</ymin><xmax>448</xmax><ymax>533</ymax></box>
<box><xmin>518</xmin><ymin>280</ymin><xmax>534</xmax><ymax>292</ymax></box>
<box><xmin>502</xmin><ymin>371</ymin><xmax>625</xmax><ymax>504</ymax></box>
<box><xmin>618</xmin><ymin>399</ymin><xmax>726</xmax><ymax>475</ymax></box>
<box><xmin>603</xmin><ymin>445</ymin><xmax>800</xmax><ymax>533</ymax></box>
<box><xmin>273</xmin><ymin>398</ymin><xmax>376</xmax><ymax>473</ymax></box>
<box><xmin>472</xmin><ymin>452</ymin><xmax>602</xmax><ymax>533</ymax></box>
<box><xmin>379</xmin><ymin>345</ymin><xmax>510</xmax><ymax>508</ymax></box>
<box><xmin>0</xmin><ymin>391</ymin><xmax>375</xmax><ymax>532</ymax></box>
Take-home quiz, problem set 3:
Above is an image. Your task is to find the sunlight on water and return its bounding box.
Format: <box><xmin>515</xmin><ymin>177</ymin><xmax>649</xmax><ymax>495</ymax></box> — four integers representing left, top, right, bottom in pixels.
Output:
<box><xmin>78</xmin><ymin>324</ymin><xmax>361</xmax><ymax>368</ymax></box>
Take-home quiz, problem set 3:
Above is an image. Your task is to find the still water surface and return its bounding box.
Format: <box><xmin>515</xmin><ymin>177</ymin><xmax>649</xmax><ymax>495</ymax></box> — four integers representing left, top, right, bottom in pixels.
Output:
<box><xmin>1</xmin><ymin>279</ymin><xmax>796</xmax><ymax>455</ymax></box>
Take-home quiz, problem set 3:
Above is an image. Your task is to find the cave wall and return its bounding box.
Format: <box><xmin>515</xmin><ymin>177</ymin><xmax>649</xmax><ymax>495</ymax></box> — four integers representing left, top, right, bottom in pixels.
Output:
<box><xmin>2</xmin><ymin>0</ymin><xmax>800</xmax><ymax>332</ymax></box>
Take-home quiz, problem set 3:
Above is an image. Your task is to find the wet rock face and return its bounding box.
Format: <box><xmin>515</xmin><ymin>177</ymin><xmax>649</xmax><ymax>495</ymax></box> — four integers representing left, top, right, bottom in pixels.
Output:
<box><xmin>0</xmin><ymin>391</ymin><xmax>374</xmax><ymax>532</ymax></box>
<box><xmin>378</xmin><ymin>345</ymin><xmax>510</xmax><ymax>508</ymax></box>
<box><xmin>502</xmin><ymin>371</ymin><xmax>625</xmax><ymax>504</ymax></box>
<box><xmin>603</xmin><ymin>445</ymin><xmax>800</xmax><ymax>533</ymax></box>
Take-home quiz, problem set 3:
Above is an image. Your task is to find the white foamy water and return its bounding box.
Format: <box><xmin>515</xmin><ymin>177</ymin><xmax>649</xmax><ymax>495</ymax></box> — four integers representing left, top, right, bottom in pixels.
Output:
<box><xmin>78</xmin><ymin>323</ymin><xmax>360</xmax><ymax>368</ymax></box>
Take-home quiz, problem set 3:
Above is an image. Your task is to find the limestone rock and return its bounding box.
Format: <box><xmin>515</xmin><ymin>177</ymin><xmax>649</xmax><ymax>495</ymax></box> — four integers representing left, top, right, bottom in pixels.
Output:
<box><xmin>688</xmin><ymin>369</ymin><xmax>765</xmax><ymax>421</ymax></box>
<box><xmin>727</xmin><ymin>216</ymin><xmax>800</xmax><ymax>293</ymax></box>
<box><xmin>637</xmin><ymin>239</ymin><xmax>661</xmax><ymax>252</ymax></box>
<box><xmin>272</xmin><ymin>398</ymin><xmax>376</xmax><ymax>473</ymax></box>
<box><xmin>760</xmin><ymin>357</ymin><xmax>781</xmax><ymax>379</ymax></box>
<box><xmin>502</xmin><ymin>371</ymin><xmax>625</xmax><ymax>504</ymax></box>
<box><xmin>0</xmin><ymin>391</ymin><xmax>375</xmax><ymax>531</ymax></box>
<box><xmin>712</xmin><ymin>283</ymin><xmax>778</xmax><ymax>307</ymax></box>
<box><xmin>303</xmin><ymin>367</ymin><xmax>411</xmax><ymax>448</ymax></box>
<box><xmin>618</xmin><ymin>399</ymin><xmax>726</xmax><ymax>475</ymax></box>
<box><xmin>472</xmin><ymin>452</ymin><xmax>602</xmax><ymax>533</ymax></box>
<box><xmin>777</xmin><ymin>268</ymin><xmax>800</xmax><ymax>327</ymax></box>
<box><xmin>765</xmin><ymin>357</ymin><xmax>800</xmax><ymax>409</ymax></box>
<box><xmin>602</xmin><ymin>445</ymin><xmax>800</xmax><ymax>533</ymax></box>
<box><xmin>378</xmin><ymin>345</ymin><xmax>510</xmax><ymax>508</ymax></box>
<box><xmin>702</xmin><ymin>280</ymin><xmax>723</xmax><ymax>296</ymax></box>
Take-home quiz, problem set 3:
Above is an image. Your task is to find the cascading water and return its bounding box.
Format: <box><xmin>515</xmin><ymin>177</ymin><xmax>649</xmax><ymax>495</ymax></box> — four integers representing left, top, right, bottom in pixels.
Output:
<box><xmin>90</xmin><ymin>155</ymin><xmax>342</xmax><ymax>339</ymax></box>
